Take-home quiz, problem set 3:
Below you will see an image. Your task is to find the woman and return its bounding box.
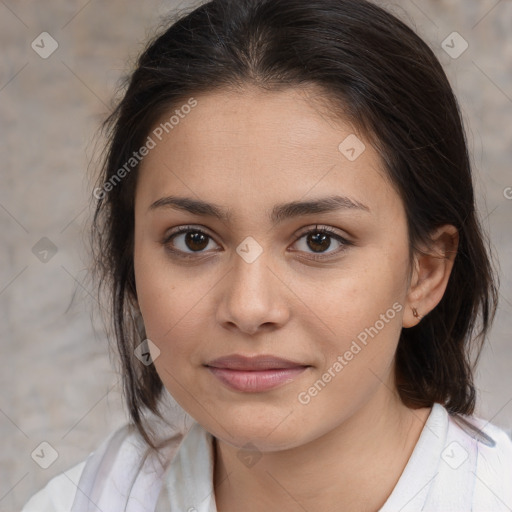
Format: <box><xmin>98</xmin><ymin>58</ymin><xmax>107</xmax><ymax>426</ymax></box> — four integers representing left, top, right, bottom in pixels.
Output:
<box><xmin>22</xmin><ymin>0</ymin><xmax>512</xmax><ymax>510</ymax></box>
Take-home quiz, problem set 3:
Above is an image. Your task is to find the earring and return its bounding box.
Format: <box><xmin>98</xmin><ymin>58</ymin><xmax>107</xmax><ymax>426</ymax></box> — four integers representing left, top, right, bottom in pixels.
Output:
<box><xmin>412</xmin><ymin>307</ymin><xmax>420</xmax><ymax>318</ymax></box>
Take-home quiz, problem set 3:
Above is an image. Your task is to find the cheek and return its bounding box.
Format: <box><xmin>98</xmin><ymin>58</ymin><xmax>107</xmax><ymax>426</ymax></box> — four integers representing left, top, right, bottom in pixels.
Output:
<box><xmin>303</xmin><ymin>240</ymin><xmax>409</xmax><ymax>389</ymax></box>
<box><xmin>134</xmin><ymin>262</ymin><xmax>204</xmax><ymax>405</ymax></box>
<box><xmin>134</xmin><ymin>243</ymin><xmax>180</xmax><ymax>345</ymax></box>
<box><xmin>133</xmin><ymin>244</ymin><xmax>214</xmax><ymax>373</ymax></box>
<box><xmin>317</xmin><ymin>252</ymin><xmax>407</xmax><ymax>337</ymax></box>
<box><xmin>294</xmin><ymin>268</ymin><xmax>407</xmax><ymax>428</ymax></box>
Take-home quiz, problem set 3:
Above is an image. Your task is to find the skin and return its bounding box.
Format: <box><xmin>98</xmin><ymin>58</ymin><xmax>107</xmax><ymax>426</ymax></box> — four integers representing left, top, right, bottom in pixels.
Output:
<box><xmin>133</xmin><ymin>85</ymin><xmax>459</xmax><ymax>512</ymax></box>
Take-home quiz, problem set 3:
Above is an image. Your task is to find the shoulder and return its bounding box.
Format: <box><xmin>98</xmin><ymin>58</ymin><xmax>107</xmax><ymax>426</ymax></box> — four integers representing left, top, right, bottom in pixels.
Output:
<box><xmin>463</xmin><ymin>412</ymin><xmax>512</xmax><ymax>471</ymax></box>
<box><xmin>449</xmin><ymin>409</ymin><xmax>512</xmax><ymax>462</ymax></box>
<box><xmin>21</xmin><ymin>459</ymin><xmax>87</xmax><ymax>512</ymax></box>
<box><xmin>21</xmin><ymin>423</ymin><xmax>184</xmax><ymax>512</ymax></box>
<box><xmin>384</xmin><ymin>404</ymin><xmax>512</xmax><ymax>511</ymax></box>
<box><xmin>446</xmin><ymin>409</ymin><xmax>512</xmax><ymax>509</ymax></box>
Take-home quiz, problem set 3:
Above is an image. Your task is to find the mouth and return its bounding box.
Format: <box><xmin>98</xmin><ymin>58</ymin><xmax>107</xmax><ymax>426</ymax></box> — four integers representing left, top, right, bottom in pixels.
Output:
<box><xmin>204</xmin><ymin>354</ymin><xmax>311</xmax><ymax>392</ymax></box>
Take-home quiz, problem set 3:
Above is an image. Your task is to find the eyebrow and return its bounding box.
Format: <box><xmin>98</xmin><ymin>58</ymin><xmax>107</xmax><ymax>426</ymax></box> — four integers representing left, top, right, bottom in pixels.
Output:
<box><xmin>148</xmin><ymin>194</ymin><xmax>370</xmax><ymax>224</ymax></box>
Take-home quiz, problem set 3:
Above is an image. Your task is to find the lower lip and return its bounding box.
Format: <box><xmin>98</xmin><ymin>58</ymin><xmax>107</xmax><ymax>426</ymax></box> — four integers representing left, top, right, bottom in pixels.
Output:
<box><xmin>206</xmin><ymin>366</ymin><xmax>309</xmax><ymax>392</ymax></box>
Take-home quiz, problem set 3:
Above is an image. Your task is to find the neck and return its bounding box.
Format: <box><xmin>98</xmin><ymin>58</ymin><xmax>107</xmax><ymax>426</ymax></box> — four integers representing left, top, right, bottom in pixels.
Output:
<box><xmin>213</xmin><ymin>385</ymin><xmax>432</xmax><ymax>512</ymax></box>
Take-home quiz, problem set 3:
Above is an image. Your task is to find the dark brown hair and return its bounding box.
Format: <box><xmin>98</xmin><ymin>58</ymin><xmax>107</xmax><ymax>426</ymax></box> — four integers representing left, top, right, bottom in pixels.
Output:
<box><xmin>90</xmin><ymin>0</ymin><xmax>499</xmax><ymax>449</ymax></box>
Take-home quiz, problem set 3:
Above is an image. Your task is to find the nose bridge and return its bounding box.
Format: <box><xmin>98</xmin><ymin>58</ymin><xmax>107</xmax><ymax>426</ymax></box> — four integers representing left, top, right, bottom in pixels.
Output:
<box><xmin>229</xmin><ymin>242</ymin><xmax>274</xmax><ymax>307</ymax></box>
<box><xmin>218</xmin><ymin>238</ymin><xmax>288</xmax><ymax>332</ymax></box>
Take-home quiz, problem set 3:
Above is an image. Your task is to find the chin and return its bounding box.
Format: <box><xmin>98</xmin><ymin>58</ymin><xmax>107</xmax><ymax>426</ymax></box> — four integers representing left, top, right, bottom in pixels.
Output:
<box><xmin>200</xmin><ymin>405</ymin><xmax>317</xmax><ymax>452</ymax></box>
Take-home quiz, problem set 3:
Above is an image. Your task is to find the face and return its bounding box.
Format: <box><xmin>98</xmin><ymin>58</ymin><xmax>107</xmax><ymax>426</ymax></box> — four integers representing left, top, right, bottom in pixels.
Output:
<box><xmin>133</xmin><ymin>85</ymin><xmax>413</xmax><ymax>451</ymax></box>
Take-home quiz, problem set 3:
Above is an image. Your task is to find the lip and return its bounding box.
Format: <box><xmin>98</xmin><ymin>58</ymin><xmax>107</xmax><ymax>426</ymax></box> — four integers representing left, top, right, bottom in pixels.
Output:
<box><xmin>204</xmin><ymin>354</ymin><xmax>311</xmax><ymax>392</ymax></box>
<box><xmin>206</xmin><ymin>354</ymin><xmax>308</xmax><ymax>370</ymax></box>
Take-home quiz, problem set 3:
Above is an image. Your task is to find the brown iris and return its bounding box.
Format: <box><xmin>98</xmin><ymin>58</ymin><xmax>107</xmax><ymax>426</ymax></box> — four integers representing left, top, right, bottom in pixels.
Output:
<box><xmin>185</xmin><ymin>231</ymin><xmax>209</xmax><ymax>251</ymax></box>
<box><xmin>307</xmin><ymin>232</ymin><xmax>332</xmax><ymax>253</ymax></box>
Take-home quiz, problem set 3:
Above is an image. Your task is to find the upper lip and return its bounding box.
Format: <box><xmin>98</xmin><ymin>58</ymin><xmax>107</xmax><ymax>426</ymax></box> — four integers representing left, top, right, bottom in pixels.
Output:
<box><xmin>205</xmin><ymin>354</ymin><xmax>310</xmax><ymax>370</ymax></box>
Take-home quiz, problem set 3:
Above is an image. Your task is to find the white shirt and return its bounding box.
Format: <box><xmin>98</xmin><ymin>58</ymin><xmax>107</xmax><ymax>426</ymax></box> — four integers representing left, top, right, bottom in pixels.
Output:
<box><xmin>22</xmin><ymin>403</ymin><xmax>512</xmax><ymax>511</ymax></box>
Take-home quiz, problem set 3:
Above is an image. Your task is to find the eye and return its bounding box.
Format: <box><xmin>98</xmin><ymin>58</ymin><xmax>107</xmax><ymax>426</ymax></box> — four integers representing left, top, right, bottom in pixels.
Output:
<box><xmin>162</xmin><ymin>224</ymin><xmax>353</xmax><ymax>261</ymax></box>
<box><xmin>162</xmin><ymin>226</ymin><xmax>219</xmax><ymax>258</ymax></box>
<box><xmin>291</xmin><ymin>225</ymin><xmax>353</xmax><ymax>260</ymax></box>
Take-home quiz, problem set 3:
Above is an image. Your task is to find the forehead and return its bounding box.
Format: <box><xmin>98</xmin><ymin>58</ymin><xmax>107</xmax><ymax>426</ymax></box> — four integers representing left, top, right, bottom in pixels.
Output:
<box><xmin>135</xmin><ymin>86</ymin><xmax>397</xmax><ymax>221</ymax></box>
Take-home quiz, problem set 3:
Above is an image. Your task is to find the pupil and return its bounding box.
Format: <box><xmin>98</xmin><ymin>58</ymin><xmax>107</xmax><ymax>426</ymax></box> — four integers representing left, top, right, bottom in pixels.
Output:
<box><xmin>308</xmin><ymin>232</ymin><xmax>331</xmax><ymax>253</ymax></box>
<box><xmin>186</xmin><ymin>232</ymin><xmax>208</xmax><ymax>251</ymax></box>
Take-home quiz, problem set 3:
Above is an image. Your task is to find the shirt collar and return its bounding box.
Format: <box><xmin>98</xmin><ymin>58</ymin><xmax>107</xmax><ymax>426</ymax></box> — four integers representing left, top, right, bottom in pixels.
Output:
<box><xmin>160</xmin><ymin>421</ymin><xmax>218</xmax><ymax>512</ymax></box>
<box><xmin>158</xmin><ymin>404</ymin><xmax>448</xmax><ymax>512</ymax></box>
<box><xmin>379</xmin><ymin>402</ymin><xmax>448</xmax><ymax>511</ymax></box>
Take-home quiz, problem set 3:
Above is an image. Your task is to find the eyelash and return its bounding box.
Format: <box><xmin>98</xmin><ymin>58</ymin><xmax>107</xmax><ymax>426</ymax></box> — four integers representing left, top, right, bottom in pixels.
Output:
<box><xmin>161</xmin><ymin>225</ymin><xmax>353</xmax><ymax>261</ymax></box>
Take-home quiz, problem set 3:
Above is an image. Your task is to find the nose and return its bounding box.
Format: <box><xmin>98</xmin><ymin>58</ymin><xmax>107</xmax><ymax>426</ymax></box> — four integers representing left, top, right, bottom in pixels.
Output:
<box><xmin>215</xmin><ymin>248</ymin><xmax>290</xmax><ymax>335</ymax></box>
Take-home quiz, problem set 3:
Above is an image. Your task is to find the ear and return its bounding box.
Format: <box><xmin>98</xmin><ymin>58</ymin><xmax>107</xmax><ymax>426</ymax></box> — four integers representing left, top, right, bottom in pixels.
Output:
<box><xmin>403</xmin><ymin>224</ymin><xmax>459</xmax><ymax>328</ymax></box>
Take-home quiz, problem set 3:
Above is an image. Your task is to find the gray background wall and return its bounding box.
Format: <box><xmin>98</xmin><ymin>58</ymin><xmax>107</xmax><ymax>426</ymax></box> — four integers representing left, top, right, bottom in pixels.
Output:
<box><xmin>1</xmin><ymin>0</ymin><xmax>511</xmax><ymax>510</ymax></box>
